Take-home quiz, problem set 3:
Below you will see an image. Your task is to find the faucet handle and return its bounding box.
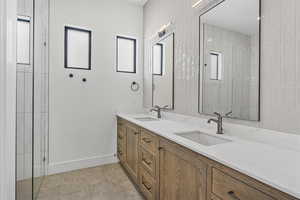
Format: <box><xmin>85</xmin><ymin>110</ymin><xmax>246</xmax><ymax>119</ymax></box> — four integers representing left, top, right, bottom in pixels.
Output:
<box><xmin>153</xmin><ymin>105</ymin><xmax>169</xmax><ymax>110</ymax></box>
<box><xmin>225</xmin><ymin>111</ymin><xmax>233</xmax><ymax>117</ymax></box>
<box><xmin>213</xmin><ymin>112</ymin><xmax>222</xmax><ymax>117</ymax></box>
<box><xmin>162</xmin><ymin>105</ymin><xmax>169</xmax><ymax>109</ymax></box>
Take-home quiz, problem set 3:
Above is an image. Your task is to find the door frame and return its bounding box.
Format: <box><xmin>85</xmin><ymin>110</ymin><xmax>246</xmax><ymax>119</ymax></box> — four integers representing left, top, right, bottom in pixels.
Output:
<box><xmin>0</xmin><ymin>0</ymin><xmax>17</xmax><ymax>199</ymax></box>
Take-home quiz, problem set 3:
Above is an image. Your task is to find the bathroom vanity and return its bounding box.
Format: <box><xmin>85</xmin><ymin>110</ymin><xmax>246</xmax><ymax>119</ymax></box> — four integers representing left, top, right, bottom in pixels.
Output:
<box><xmin>116</xmin><ymin>114</ymin><xmax>299</xmax><ymax>200</ymax></box>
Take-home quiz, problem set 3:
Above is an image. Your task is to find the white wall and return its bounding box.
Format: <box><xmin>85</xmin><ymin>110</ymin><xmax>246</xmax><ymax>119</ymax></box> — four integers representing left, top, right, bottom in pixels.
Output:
<box><xmin>0</xmin><ymin>0</ymin><xmax>17</xmax><ymax>199</ymax></box>
<box><xmin>143</xmin><ymin>0</ymin><xmax>300</xmax><ymax>135</ymax></box>
<box><xmin>49</xmin><ymin>0</ymin><xmax>144</xmax><ymax>174</ymax></box>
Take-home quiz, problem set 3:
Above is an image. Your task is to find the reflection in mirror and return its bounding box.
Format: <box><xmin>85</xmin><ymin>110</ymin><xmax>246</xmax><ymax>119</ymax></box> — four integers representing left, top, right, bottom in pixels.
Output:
<box><xmin>209</xmin><ymin>51</ymin><xmax>222</xmax><ymax>80</ymax></box>
<box><xmin>17</xmin><ymin>16</ymin><xmax>31</xmax><ymax>65</ymax></box>
<box><xmin>199</xmin><ymin>0</ymin><xmax>260</xmax><ymax>121</ymax></box>
<box><xmin>153</xmin><ymin>43</ymin><xmax>163</xmax><ymax>75</ymax></box>
<box><xmin>152</xmin><ymin>33</ymin><xmax>174</xmax><ymax>109</ymax></box>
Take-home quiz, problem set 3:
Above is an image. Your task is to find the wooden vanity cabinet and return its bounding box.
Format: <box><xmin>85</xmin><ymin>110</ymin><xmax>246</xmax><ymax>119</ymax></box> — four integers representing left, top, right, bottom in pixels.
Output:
<box><xmin>159</xmin><ymin>138</ymin><xmax>207</xmax><ymax>200</ymax></box>
<box><xmin>117</xmin><ymin>118</ymin><xmax>140</xmax><ymax>184</ymax></box>
<box><xmin>139</xmin><ymin>129</ymin><xmax>160</xmax><ymax>200</ymax></box>
<box><xmin>117</xmin><ymin>118</ymin><xmax>299</xmax><ymax>200</ymax></box>
<box><xmin>210</xmin><ymin>168</ymin><xmax>274</xmax><ymax>200</ymax></box>
<box><xmin>206</xmin><ymin>163</ymin><xmax>299</xmax><ymax>200</ymax></box>
<box><xmin>117</xmin><ymin>119</ymin><xmax>127</xmax><ymax>165</ymax></box>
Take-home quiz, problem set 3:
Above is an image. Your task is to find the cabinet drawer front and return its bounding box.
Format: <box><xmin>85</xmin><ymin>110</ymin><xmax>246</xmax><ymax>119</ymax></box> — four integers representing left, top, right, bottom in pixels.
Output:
<box><xmin>117</xmin><ymin>140</ymin><xmax>126</xmax><ymax>163</ymax></box>
<box><xmin>140</xmin><ymin>147</ymin><xmax>156</xmax><ymax>177</ymax></box>
<box><xmin>212</xmin><ymin>168</ymin><xmax>274</xmax><ymax>200</ymax></box>
<box><xmin>139</xmin><ymin>167</ymin><xmax>156</xmax><ymax>200</ymax></box>
<box><xmin>141</xmin><ymin>129</ymin><xmax>157</xmax><ymax>154</ymax></box>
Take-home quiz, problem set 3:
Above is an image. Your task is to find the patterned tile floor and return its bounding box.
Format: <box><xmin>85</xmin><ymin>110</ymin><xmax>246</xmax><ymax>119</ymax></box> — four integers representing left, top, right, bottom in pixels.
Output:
<box><xmin>37</xmin><ymin>163</ymin><xmax>144</xmax><ymax>200</ymax></box>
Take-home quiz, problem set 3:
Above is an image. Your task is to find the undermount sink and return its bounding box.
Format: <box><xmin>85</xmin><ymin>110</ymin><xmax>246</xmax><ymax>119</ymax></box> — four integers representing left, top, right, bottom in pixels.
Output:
<box><xmin>134</xmin><ymin>117</ymin><xmax>159</xmax><ymax>122</ymax></box>
<box><xmin>175</xmin><ymin>131</ymin><xmax>231</xmax><ymax>146</ymax></box>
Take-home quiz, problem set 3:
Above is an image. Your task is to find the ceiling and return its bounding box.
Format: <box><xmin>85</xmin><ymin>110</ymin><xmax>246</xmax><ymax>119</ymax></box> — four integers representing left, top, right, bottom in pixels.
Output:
<box><xmin>126</xmin><ymin>0</ymin><xmax>148</xmax><ymax>6</ymax></box>
<box><xmin>201</xmin><ymin>0</ymin><xmax>260</xmax><ymax>35</ymax></box>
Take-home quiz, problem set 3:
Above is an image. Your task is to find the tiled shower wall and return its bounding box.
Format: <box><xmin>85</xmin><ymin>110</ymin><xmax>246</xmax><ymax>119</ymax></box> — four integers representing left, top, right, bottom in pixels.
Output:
<box><xmin>17</xmin><ymin>0</ymin><xmax>34</xmax><ymax>182</ymax></box>
<box><xmin>143</xmin><ymin>0</ymin><xmax>300</xmax><ymax>135</ymax></box>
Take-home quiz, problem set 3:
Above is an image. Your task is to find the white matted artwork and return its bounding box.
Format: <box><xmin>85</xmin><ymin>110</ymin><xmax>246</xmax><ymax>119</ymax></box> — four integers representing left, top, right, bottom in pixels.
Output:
<box><xmin>64</xmin><ymin>26</ymin><xmax>92</xmax><ymax>70</ymax></box>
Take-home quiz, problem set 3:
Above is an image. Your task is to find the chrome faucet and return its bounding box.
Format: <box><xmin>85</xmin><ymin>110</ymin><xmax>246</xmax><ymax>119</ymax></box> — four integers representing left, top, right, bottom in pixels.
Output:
<box><xmin>208</xmin><ymin>112</ymin><xmax>224</xmax><ymax>135</ymax></box>
<box><xmin>150</xmin><ymin>105</ymin><xmax>168</xmax><ymax>119</ymax></box>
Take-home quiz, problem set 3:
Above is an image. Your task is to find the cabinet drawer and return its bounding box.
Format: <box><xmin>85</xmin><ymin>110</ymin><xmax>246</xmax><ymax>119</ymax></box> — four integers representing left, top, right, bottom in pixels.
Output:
<box><xmin>139</xmin><ymin>167</ymin><xmax>156</xmax><ymax>200</ymax></box>
<box><xmin>212</xmin><ymin>168</ymin><xmax>274</xmax><ymax>200</ymax></box>
<box><xmin>141</xmin><ymin>129</ymin><xmax>158</xmax><ymax>154</ymax></box>
<box><xmin>140</xmin><ymin>147</ymin><xmax>156</xmax><ymax>177</ymax></box>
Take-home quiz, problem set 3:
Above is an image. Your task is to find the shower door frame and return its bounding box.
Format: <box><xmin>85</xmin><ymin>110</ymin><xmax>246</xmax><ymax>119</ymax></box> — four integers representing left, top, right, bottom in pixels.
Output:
<box><xmin>0</xmin><ymin>0</ymin><xmax>17</xmax><ymax>199</ymax></box>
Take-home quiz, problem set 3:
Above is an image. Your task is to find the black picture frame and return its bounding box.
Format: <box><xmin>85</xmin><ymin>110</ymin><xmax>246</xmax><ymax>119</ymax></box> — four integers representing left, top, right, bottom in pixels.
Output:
<box><xmin>116</xmin><ymin>36</ymin><xmax>137</xmax><ymax>73</ymax></box>
<box><xmin>152</xmin><ymin>43</ymin><xmax>163</xmax><ymax>76</ymax></box>
<box><xmin>64</xmin><ymin>26</ymin><xmax>92</xmax><ymax>70</ymax></box>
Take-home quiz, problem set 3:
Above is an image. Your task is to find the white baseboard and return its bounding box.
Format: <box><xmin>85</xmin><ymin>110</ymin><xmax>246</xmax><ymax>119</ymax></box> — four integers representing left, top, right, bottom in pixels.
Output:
<box><xmin>48</xmin><ymin>154</ymin><xmax>119</xmax><ymax>175</ymax></box>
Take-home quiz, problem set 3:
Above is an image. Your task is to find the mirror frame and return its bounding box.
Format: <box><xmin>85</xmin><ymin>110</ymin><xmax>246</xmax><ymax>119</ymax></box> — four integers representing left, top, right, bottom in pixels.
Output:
<box><xmin>198</xmin><ymin>0</ymin><xmax>262</xmax><ymax>122</ymax></box>
<box><xmin>151</xmin><ymin>32</ymin><xmax>175</xmax><ymax>110</ymax></box>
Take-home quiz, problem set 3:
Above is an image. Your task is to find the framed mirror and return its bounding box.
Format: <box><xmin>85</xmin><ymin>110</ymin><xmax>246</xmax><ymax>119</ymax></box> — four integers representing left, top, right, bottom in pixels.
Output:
<box><xmin>152</xmin><ymin>33</ymin><xmax>175</xmax><ymax>109</ymax></box>
<box><xmin>199</xmin><ymin>0</ymin><xmax>261</xmax><ymax>121</ymax></box>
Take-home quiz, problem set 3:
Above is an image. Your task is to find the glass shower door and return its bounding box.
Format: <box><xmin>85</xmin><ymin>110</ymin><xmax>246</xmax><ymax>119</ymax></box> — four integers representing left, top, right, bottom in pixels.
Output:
<box><xmin>16</xmin><ymin>0</ymin><xmax>49</xmax><ymax>199</ymax></box>
<box><xmin>16</xmin><ymin>0</ymin><xmax>34</xmax><ymax>199</ymax></box>
<box><xmin>33</xmin><ymin>0</ymin><xmax>49</xmax><ymax>199</ymax></box>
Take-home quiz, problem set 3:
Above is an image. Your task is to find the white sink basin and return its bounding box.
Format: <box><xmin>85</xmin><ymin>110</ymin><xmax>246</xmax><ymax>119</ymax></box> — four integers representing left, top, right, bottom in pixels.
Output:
<box><xmin>134</xmin><ymin>117</ymin><xmax>159</xmax><ymax>122</ymax></box>
<box><xmin>175</xmin><ymin>131</ymin><xmax>231</xmax><ymax>146</ymax></box>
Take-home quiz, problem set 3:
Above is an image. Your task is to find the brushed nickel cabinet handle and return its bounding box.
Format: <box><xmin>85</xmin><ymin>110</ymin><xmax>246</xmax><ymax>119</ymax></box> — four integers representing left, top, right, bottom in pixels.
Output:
<box><xmin>228</xmin><ymin>191</ymin><xmax>240</xmax><ymax>200</ymax></box>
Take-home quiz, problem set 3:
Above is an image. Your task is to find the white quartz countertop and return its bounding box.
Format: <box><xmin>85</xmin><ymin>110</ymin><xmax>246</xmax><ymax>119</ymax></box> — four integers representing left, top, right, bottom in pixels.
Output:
<box><xmin>117</xmin><ymin>113</ymin><xmax>300</xmax><ymax>199</ymax></box>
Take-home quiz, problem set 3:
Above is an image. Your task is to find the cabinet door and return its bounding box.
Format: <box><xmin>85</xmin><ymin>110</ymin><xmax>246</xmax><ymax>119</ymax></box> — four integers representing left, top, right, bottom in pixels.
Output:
<box><xmin>125</xmin><ymin>124</ymin><xmax>140</xmax><ymax>183</ymax></box>
<box><xmin>159</xmin><ymin>139</ymin><xmax>207</xmax><ymax>200</ymax></box>
<box><xmin>117</xmin><ymin>121</ymin><xmax>126</xmax><ymax>164</ymax></box>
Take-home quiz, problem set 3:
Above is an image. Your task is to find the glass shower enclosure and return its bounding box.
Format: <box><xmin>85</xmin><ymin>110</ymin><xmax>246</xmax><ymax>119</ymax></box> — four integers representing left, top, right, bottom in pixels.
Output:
<box><xmin>16</xmin><ymin>0</ymin><xmax>49</xmax><ymax>199</ymax></box>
